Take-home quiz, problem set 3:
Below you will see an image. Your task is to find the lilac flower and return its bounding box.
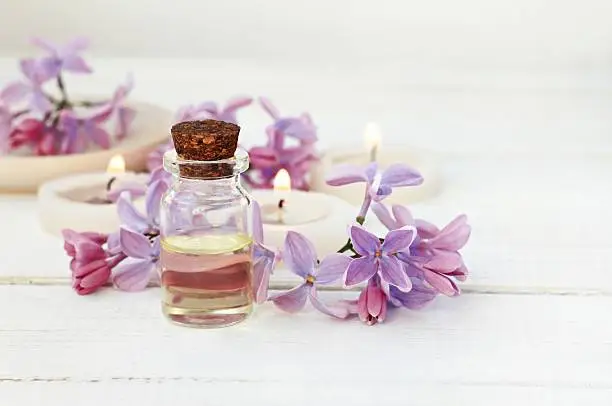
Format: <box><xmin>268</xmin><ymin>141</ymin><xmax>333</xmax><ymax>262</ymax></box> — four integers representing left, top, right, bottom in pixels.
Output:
<box><xmin>89</xmin><ymin>75</ymin><xmax>135</xmax><ymax>139</ymax></box>
<box><xmin>259</xmin><ymin>97</ymin><xmax>317</xmax><ymax>145</ymax></box>
<box><xmin>9</xmin><ymin>118</ymin><xmax>60</xmax><ymax>156</ymax></box>
<box><xmin>326</xmin><ymin>162</ymin><xmax>423</xmax><ymax>218</ymax></box>
<box><xmin>373</xmin><ymin>203</ymin><xmax>471</xmax><ymax>297</ymax></box>
<box><xmin>247</xmin><ymin>144</ymin><xmax>317</xmax><ymax>190</ymax></box>
<box><xmin>271</xmin><ymin>231</ymin><xmax>352</xmax><ymax>318</ymax></box>
<box><xmin>1</xmin><ymin>60</ymin><xmax>52</xmax><ymax>113</ymax></box>
<box><xmin>113</xmin><ymin>226</ymin><xmax>160</xmax><ymax>291</ymax></box>
<box><xmin>358</xmin><ymin>276</ymin><xmax>388</xmax><ymax>325</ymax></box>
<box><xmin>116</xmin><ymin>178</ymin><xmax>168</xmax><ymax>234</ymax></box>
<box><xmin>344</xmin><ymin>225</ymin><xmax>416</xmax><ymax>291</ymax></box>
<box><xmin>30</xmin><ymin>37</ymin><xmax>92</xmax><ymax>79</ymax></box>
<box><xmin>251</xmin><ymin>201</ymin><xmax>279</xmax><ymax>303</ymax></box>
<box><xmin>62</xmin><ymin>229</ymin><xmax>111</xmax><ymax>295</ymax></box>
<box><xmin>147</xmin><ymin>141</ymin><xmax>173</xmax><ymax>172</ymax></box>
<box><xmin>176</xmin><ymin>96</ymin><xmax>252</xmax><ymax>124</ymax></box>
<box><xmin>60</xmin><ymin>110</ymin><xmax>111</xmax><ymax>153</ymax></box>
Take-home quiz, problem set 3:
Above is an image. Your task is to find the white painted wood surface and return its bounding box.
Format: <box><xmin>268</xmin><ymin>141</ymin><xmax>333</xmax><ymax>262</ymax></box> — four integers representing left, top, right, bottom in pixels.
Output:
<box><xmin>1</xmin><ymin>287</ymin><xmax>611</xmax><ymax>405</ymax></box>
<box><xmin>1</xmin><ymin>59</ymin><xmax>611</xmax><ymax>404</ymax></box>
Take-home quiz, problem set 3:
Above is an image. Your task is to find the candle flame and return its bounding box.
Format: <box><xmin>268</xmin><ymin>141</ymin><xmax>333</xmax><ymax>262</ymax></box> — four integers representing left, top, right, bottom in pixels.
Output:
<box><xmin>106</xmin><ymin>154</ymin><xmax>126</xmax><ymax>175</ymax></box>
<box><xmin>273</xmin><ymin>169</ymin><xmax>291</xmax><ymax>192</ymax></box>
<box><xmin>363</xmin><ymin>122</ymin><xmax>382</xmax><ymax>152</ymax></box>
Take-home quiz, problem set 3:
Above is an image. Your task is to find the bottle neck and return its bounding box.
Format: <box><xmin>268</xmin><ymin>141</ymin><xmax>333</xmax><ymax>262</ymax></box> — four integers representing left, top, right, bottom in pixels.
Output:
<box><xmin>172</xmin><ymin>175</ymin><xmax>242</xmax><ymax>194</ymax></box>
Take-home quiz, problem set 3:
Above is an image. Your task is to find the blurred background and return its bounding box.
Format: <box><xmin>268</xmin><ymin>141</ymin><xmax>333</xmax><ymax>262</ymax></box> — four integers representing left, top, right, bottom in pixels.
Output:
<box><xmin>1</xmin><ymin>0</ymin><xmax>611</xmax><ymax>153</ymax></box>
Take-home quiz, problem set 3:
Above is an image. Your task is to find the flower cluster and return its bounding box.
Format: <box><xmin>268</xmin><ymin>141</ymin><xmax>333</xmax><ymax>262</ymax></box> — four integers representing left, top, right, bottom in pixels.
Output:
<box><xmin>254</xmin><ymin>161</ymin><xmax>470</xmax><ymax>325</ymax></box>
<box><xmin>0</xmin><ymin>37</ymin><xmax>134</xmax><ymax>156</ymax></box>
<box><xmin>245</xmin><ymin>97</ymin><xmax>318</xmax><ymax>190</ymax></box>
<box><xmin>146</xmin><ymin>96</ymin><xmax>318</xmax><ymax>190</ymax></box>
<box><xmin>63</xmin><ymin>176</ymin><xmax>169</xmax><ymax>294</ymax></box>
<box><xmin>61</xmin><ymin>95</ymin><xmax>470</xmax><ymax>326</ymax></box>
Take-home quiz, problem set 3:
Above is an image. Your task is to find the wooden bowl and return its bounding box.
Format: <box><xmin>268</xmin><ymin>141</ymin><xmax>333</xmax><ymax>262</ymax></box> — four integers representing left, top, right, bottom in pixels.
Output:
<box><xmin>0</xmin><ymin>101</ymin><xmax>173</xmax><ymax>193</ymax></box>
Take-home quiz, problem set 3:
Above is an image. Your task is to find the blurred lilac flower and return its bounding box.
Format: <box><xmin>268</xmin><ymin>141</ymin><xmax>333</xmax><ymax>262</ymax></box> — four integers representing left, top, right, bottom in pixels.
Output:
<box><xmin>59</xmin><ymin>110</ymin><xmax>111</xmax><ymax>153</ymax></box>
<box><xmin>176</xmin><ymin>96</ymin><xmax>252</xmax><ymax>124</ymax></box>
<box><xmin>247</xmin><ymin>144</ymin><xmax>317</xmax><ymax>190</ymax></box>
<box><xmin>373</xmin><ymin>203</ymin><xmax>471</xmax><ymax>297</ymax></box>
<box><xmin>326</xmin><ymin>162</ymin><xmax>423</xmax><ymax>218</ymax></box>
<box><xmin>251</xmin><ymin>200</ymin><xmax>279</xmax><ymax>303</ymax></box>
<box><xmin>113</xmin><ymin>226</ymin><xmax>159</xmax><ymax>291</ymax></box>
<box><xmin>147</xmin><ymin>141</ymin><xmax>173</xmax><ymax>172</ymax></box>
<box><xmin>1</xmin><ymin>60</ymin><xmax>52</xmax><ymax>113</ymax></box>
<box><xmin>89</xmin><ymin>75</ymin><xmax>135</xmax><ymax>139</ymax></box>
<box><xmin>271</xmin><ymin>231</ymin><xmax>352</xmax><ymax>318</ymax></box>
<box><xmin>0</xmin><ymin>104</ymin><xmax>11</xmax><ymax>153</ymax></box>
<box><xmin>259</xmin><ymin>97</ymin><xmax>317</xmax><ymax>144</ymax></box>
<box><xmin>116</xmin><ymin>178</ymin><xmax>168</xmax><ymax>234</ymax></box>
<box><xmin>344</xmin><ymin>225</ymin><xmax>416</xmax><ymax>291</ymax></box>
<box><xmin>9</xmin><ymin>118</ymin><xmax>60</xmax><ymax>156</ymax></box>
<box><xmin>62</xmin><ymin>229</ymin><xmax>111</xmax><ymax>295</ymax></box>
<box><xmin>30</xmin><ymin>37</ymin><xmax>92</xmax><ymax>79</ymax></box>
<box><xmin>106</xmin><ymin>180</ymin><xmax>147</xmax><ymax>203</ymax></box>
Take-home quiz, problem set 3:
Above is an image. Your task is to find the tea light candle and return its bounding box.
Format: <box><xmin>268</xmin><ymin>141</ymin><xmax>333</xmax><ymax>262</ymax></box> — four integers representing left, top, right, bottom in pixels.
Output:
<box><xmin>310</xmin><ymin>122</ymin><xmax>441</xmax><ymax>205</ymax></box>
<box><xmin>250</xmin><ymin>170</ymin><xmax>356</xmax><ymax>258</ymax></box>
<box><xmin>38</xmin><ymin>155</ymin><xmax>147</xmax><ymax>236</ymax></box>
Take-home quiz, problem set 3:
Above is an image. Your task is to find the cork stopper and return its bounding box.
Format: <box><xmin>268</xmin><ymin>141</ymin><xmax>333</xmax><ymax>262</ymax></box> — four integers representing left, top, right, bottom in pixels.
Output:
<box><xmin>170</xmin><ymin>120</ymin><xmax>241</xmax><ymax>178</ymax></box>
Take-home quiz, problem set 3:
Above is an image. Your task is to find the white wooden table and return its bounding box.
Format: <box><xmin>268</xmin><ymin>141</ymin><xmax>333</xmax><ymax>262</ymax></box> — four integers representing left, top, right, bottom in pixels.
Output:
<box><xmin>1</xmin><ymin>58</ymin><xmax>611</xmax><ymax>405</ymax></box>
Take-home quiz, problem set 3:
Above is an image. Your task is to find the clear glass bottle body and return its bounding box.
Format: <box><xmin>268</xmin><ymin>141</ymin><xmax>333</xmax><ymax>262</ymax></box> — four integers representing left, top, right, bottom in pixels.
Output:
<box><xmin>159</xmin><ymin>149</ymin><xmax>253</xmax><ymax>328</ymax></box>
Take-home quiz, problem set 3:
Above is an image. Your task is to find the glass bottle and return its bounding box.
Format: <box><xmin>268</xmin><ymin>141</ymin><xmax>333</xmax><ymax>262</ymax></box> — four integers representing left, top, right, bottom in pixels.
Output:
<box><xmin>159</xmin><ymin>148</ymin><xmax>253</xmax><ymax>328</ymax></box>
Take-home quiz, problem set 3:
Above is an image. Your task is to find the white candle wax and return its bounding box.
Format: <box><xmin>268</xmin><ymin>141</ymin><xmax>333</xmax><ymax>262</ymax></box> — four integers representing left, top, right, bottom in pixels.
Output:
<box><xmin>38</xmin><ymin>172</ymin><xmax>147</xmax><ymax>236</ymax></box>
<box><xmin>250</xmin><ymin>189</ymin><xmax>356</xmax><ymax>258</ymax></box>
<box><xmin>310</xmin><ymin>146</ymin><xmax>441</xmax><ymax>206</ymax></box>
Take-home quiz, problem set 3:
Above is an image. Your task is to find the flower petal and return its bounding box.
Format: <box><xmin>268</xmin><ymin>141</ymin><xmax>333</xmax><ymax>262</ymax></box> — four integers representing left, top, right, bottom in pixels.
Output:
<box><xmin>343</xmin><ymin>256</ymin><xmax>378</xmax><ymax>287</ymax></box>
<box><xmin>382</xmin><ymin>225</ymin><xmax>416</xmax><ymax>254</ymax></box>
<box><xmin>380</xmin><ymin>164</ymin><xmax>423</xmax><ymax>187</ymax></box>
<box><xmin>379</xmin><ymin>255</ymin><xmax>412</xmax><ymax>292</ymax></box>
<box><xmin>426</xmin><ymin>250</ymin><xmax>463</xmax><ymax>273</ymax></box>
<box><xmin>0</xmin><ymin>82</ymin><xmax>30</xmax><ymax>103</ymax></box>
<box><xmin>85</xmin><ymin>123</ymin><xmax>111</xmax><ymax>149</ymax></box>
<box><xmin>251</xmin><ymin>200</ymin><xmax>264</xmax><ymax>244</ymax></box>
<box><xmin>325</xmin><ymin>164</ymin><xmax>367</xmax><ymax>186</ymax></box>
<box><xmin>248</xmin><ymin>146</ymin><xmax>279</xmax><ymax>168</ymax></box>
<box><xmin>259</xmin><ymin>97</ymin><xmax>280</xmax><ymax>120</ymax></box>
<box><xmin>117</xmin><ymin>191</ymin><xmax>148</xmax><ymax>232</ymax></box>
<box><xmin>366</xmin><ymin>280</ymin><xmax>385</xmax><ymax>318</ymax></box>
<box><xmin>392</xmin><ymin>205</ymin><xmax>414</xmax><ymax>227</ymax></box>
<box><xmin>283</xmin><ymin>231</ymin><xmax>317</xmax><ymax>278</ymax></box>
<box><xmin>429</xmin><ymin>215</ymin><xmax>471</xmax><ymax>251</ymax></box>
<box><xmin>415</xmin><ymin>219</ymin><xmax>439</xmax><ymax>239</ymax></box>
<box><xmin>389</xmin><ymin>278</ymin><xmax>437</xmax><ymax>309</ymax></box>
<box><xmin>223</xmin><ymin>96</ymin><xmax>252</xmax><ymax>112</ymax></box>
<box><xmin>252</xmin><ymin>256</ymin><xmax>273</xmax><ymax>304</ymax></box>
<box><xmin>309</xmin><ymin>288</ymin><xmax>350</xmax><ymax>319</ymax></box>
<box><xmin>112</xmin><ymin>258</ymin><xmax>154</xmax><ymax>292</ymax></box>
<box><xmin>61</xmin><ymin>55</ymin><xmax>92</xmax><ymax>73</ymax></box>
<box><xmin>119</xmin><ymin>227</ymin><xmax>152</xmax><ymax>259</ymax></box>
<box><xmin>316</xmin><ymin>253</ymin><xmax>351</xmax><ymax>285</ymax></box>
<box><xmin>349</xmin><ymin>225</ymin><xmax>380</xmax><ymax>256</ymax></box>
<box><xmin>78</xmin><ymin>263</ymin><xmax>111</xmax><ymax>289</ymax></box>
<box><xmin>270</xmin><ymin>283</ymin><xmax>309</xmax><ymax>313</ymax></box>
<box><xmin>146</xmin><ymin>179</ymin><xmax>168</xmax><ymax>227</ymax></box>
<box><xmin>371</xmin><ymin>203</ymin><xmax>398</xmax><ymax>230</ymax></box>
<box><xmin>423</xmin><ymin>270</ymin><xmax>460</xmax><ymax>296</ymax></box>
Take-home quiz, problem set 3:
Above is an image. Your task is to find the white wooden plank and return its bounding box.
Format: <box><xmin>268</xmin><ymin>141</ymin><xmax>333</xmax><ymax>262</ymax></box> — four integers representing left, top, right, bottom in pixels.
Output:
<box><xmin>3</xmin><ymin>153</ymin><xmax>612</xmax><ymax>293</ymax></box>
<box><xmin>0</xmin><ymin>286</ymin><xmax>611</xmax><ymax>406</ymax></box>
<box><xmin>0</xmin><ymin>381</ymin><xmax>610</xmax><ymax>406</ymax></box>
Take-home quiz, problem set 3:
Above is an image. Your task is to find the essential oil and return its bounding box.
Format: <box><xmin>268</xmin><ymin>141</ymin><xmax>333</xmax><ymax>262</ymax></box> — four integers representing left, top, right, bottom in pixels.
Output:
<box><xmin>161</xmin><ymin>233</ymin><xmax>253</xmax><ymax>328</ymax></box>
